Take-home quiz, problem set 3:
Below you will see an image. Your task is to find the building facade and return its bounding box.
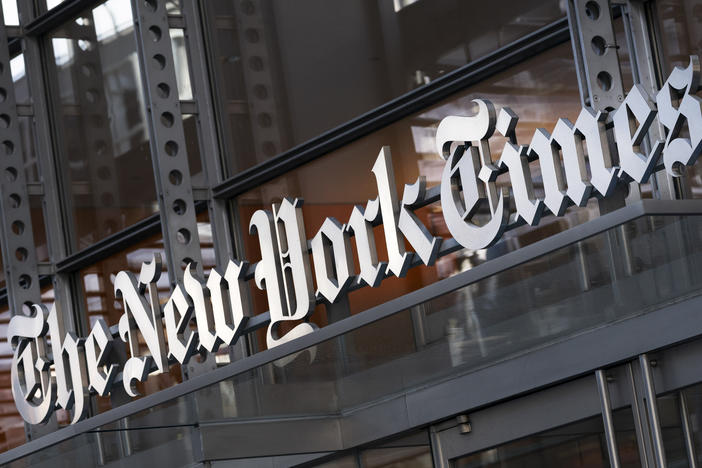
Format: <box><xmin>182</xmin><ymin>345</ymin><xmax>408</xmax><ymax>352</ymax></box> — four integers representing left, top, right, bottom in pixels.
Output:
<box><xmin>0</xmin><ymin>0</ymin><xmax>701</xmax><ymax>466</ymax></box>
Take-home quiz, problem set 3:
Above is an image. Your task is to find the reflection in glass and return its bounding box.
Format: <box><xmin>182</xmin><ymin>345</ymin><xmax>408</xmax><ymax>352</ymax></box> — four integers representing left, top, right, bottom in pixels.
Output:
<box><xmin>206</xmin><ymin>0</ymin><xmax>567</xmax><ymax>175</ymax></box>
<box><xmin>48</xmin><ymin>0</ymin><xmax>157</xmax><ymax>252</ymax></box>
<box><xmin>236</xmin><ymin>42</ymin><xmax>587</xmax><ymax>350</ymax></box>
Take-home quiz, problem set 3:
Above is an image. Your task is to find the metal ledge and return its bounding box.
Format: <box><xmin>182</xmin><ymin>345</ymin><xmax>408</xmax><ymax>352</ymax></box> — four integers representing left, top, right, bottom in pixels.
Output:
<box><xmin>2</xmin><ymin>199</ymin><xmax>702</xmax><ymax>464</ymax></box>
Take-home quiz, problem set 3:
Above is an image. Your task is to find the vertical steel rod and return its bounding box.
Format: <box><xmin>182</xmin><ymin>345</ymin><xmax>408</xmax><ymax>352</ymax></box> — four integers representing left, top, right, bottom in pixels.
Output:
<box><xmin>628</xmin><ymin>362</ymin><xmax>651</xmax><ymax>468</ymax></box>
<box><xmin>679</xmin><ymin>391</ymin><xmax>698</xmax><ymax>468</ymax></box>
<box><xmin>596</xmin><ymin>369</ymin><xmax>621</xmax><ymax>468</ymax></box>
<box><xmin>639</xmin><ymin>354</ymin><xmax>667</xmax><ymax>468</ymax></box>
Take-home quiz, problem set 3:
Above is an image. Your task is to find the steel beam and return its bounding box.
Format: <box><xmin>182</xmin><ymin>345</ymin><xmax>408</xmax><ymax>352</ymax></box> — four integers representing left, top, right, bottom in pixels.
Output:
<box><xmin>130</xmin><ymin>0</ymin><xmax>204</xmax><ymax>283</ymax></box>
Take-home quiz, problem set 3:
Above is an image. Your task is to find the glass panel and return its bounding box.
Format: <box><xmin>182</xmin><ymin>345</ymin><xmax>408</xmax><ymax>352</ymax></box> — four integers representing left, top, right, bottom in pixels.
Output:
<box><xmin>362</xmin><ymin>446</ymin><xmax>432</xmax><ymax>467</ymax></box>
<box><xmin>48</xmin><ymin>0</ymin><xmax>158</xmax><ymax>252</ymax></box>
<box><xmin>236</xmin><ymin>42</ymin><xmax>587</xmax><ymax>350</ymax></box>
<box><xmin>453</xmin><ymin>409</ymin><xmax>639</xmax><ymax>467</ymax></box>
<box><xmin>207</xmin><ymin>0</ymin><xmax>567</xmax><ymax>175</ymax></box>
<box><xmin>6</xmin><ymin>425</ymin><xmax>196</xmax><ymax>468</ymax></box>
<box><xmin>657</xmin><ymin>392</ymin><xmax>689</xmax><ymax>466</ymax></box>
<box><xmin>2</xmin><ymin>0</ymin><xmax>18</xmax><ymax>25</ymax></box>
<box><xmin>169</xmin><ymin>28</ymin><xmax>193</xmax><ymax>100</ymax></box>
<box><xmin>10</xmin><ymin>54</ymin><xmax>28</xmax><ymax>104</ymax></box>
<box><xmin>311</xmin><ymin>455</ymin><xmax>358</xmax><ymax>468</ymax></box>
<box><xmin>661</xmin><ymin>384</ymin><xmax>702</xmax><ymax>466</ymax></box>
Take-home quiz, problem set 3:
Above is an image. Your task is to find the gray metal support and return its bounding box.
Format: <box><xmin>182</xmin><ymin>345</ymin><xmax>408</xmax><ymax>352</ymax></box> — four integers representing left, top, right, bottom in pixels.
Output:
<box><xmin>568</xmin><ymin>0</ymin><xmax>626</xmax><ymax>111</ymax></box>
<box><xmin>627</xmin><ymin>362</ymin><xmax>651</xmax><ymax>468</ymax></box>
<box><xmin>7</xmin><ymin>0</ymin><xmax>67</xmax><ymax>440</ymax></box>
<box><xmin>131</xmin><ymin>0</ymin><xmax>204</xmax><ymax>285</ymax></box>
<box><xmin>0</xmin><ymin>7</ymin><xmax>42</xmax><ymax>324</ymax></box>
<box><xmin>678</xmin><ymin>391</ymin><xmax>698</xmax><ymax>468</ymax></box>
<box><xmin>595</xmin><ymin>369</ymin><xmax>621</xmax><ymax>468</ymax></box>
<box><xmin>639</xmin><ymin>354</ymin><xmax>667</xmax><ymax>468</ymax></box>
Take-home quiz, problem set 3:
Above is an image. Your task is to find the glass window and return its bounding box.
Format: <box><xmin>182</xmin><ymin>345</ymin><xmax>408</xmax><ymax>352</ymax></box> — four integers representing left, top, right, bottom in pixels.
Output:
<box><xmin>1</xmin><ymin>0</ymin><xmax>18</xmax><ymax>25</ymax></box>
<box><xmin>10</xmin><ymin>54</ymin><xmax>27</xmax><ymax>104</ymax></box>
<box><xmin>453</xmin><ymin>410</ymin><xmax>640</xmax><ymax>467</ymax></box>
<box><xmin>48</xmin><ymin>0</ymin><xmax>158</xmax><ymax>252</ymax></box>
<box><xmin>235</xmin><ymin>42</ymin><xmax>588</xmax><ymax>350</ymax></box>
<box><xmin>205</xmin><ymin>0</ymin><xmax>567</xmax><ymax>175</ymax></box>
<box><xmin>656</xmin><ymin>0</ymin><xmax>702</xmax><ymax>74</ymax></box>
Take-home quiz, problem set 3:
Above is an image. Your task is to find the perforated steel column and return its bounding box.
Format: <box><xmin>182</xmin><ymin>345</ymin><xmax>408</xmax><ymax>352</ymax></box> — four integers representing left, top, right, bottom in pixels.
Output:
<box><xmin>0</xmin><ymin>10</ymin><xmax>41</xmax><ymax>319</ymax></box>
<box><xmin>131</xmin><ymin>0</ymin><xmax>203</xmax><ymax>283</ymax></box>
<box><xmin>0</xmin><ymin>2</ymin><xmax>60</xmax><ymax>438</ymax></box>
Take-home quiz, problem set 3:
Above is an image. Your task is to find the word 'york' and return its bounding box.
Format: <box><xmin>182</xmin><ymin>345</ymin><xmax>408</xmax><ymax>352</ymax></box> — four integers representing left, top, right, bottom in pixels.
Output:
<box><xmin>9</xmin><ymin>57</ymin><xmax>702</xmax><ymax>426</ymax></box>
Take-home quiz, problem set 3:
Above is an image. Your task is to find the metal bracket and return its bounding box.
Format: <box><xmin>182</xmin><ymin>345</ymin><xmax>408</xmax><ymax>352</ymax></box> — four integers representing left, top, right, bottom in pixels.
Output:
<box><xmin>568</xmin><ymin>0</ymin><xmax>626</xmax><ymax>111</ymax></box>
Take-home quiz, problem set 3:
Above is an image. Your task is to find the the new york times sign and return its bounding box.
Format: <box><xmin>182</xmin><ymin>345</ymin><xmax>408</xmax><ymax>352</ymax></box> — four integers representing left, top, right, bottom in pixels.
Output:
<box><xmin>9</xmin><ymin>57</ymin><xmax>702</xmax><ymax>426</ymax></box>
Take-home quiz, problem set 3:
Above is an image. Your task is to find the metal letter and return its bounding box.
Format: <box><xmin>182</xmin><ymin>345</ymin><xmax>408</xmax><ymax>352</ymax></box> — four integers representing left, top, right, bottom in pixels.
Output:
<box><xmin>656</xmin><ymin>56</ymin><xmax>702</xmax><ymax>177</ymax></box>
<box><xmin>85</xmin><ymin>318</ymin><xmax>118</xmax><ymax>397</ymax></box>
<box><xmin>184</xmin><ymin>263</ymin><xmax>219</xmax><ymax>353</ymax></box>
<box><xmin>437</xmin><ymin>100</ymin><xmax>510</xmax><ymax>250</ymax></box>
<box><xmin>574</xmin><ymin>107</ymin><xmax>618</xmax><ymax>197</ymax></box>
<box><xmin>115</xmin><ymin>263</ymin><xmax>170</xmax><ymax>395</ymax></box>
<box><xmin>345</xmin><ymin>203</ymin><xmax>386</xmax><ymax>288</ymax></box>
<box><xmin>8</xmin><ymin>306</ymin><xmax>55</xmax><ymax>425</ymax></box>
<box><xmin>163</xmin><ymin>285</ymin><xmax>198</xmax><ymax>366</ymax></box>
<box><xmin>398</xmin><ymin>178</ymin><xmax>442</xmax><ymax>265</ymax></box>
<box><xmin>311</xmin><ymin>217</ymin><xmax>354</xmax><ymax>303</ymax></box>
<box><xmin>206</xmin><ymin>260</ymin><xmax>250</xmax><ymax>346</ymax></box>
<box><xmin>614</xmin><ymin>84</ymin><xmax>664</xmax><ymax>183</ymax></box>
<box><xmin>371</xmin><ymin>147</ymin><xmax>412</xmax><ymax>277</ymax></box>
<box><xmin>497</xmin><ymin>108</ymin><xmax>545</xmax><ymax>226</ymax></box>
<box><xmin>47</xmin><ymin>304</ymin><xmax>89</xmax><ymax>424</ymax></box>
<box><xmin>250</xmin><ymin>206</ymin><xmax>316</xmax><ymax>350</ymax></box>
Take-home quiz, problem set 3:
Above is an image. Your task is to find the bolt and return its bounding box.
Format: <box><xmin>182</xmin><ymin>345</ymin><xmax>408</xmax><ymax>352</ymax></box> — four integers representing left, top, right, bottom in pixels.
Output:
<box><xmin>593</xmin><ymin>95</ymin><xmax>599</xmax><ymax>102</ymax></box>
<box><xmin>618</xmin><ymin>95</ymin><xmax>624</xmax><ymax>102</ymax></box>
